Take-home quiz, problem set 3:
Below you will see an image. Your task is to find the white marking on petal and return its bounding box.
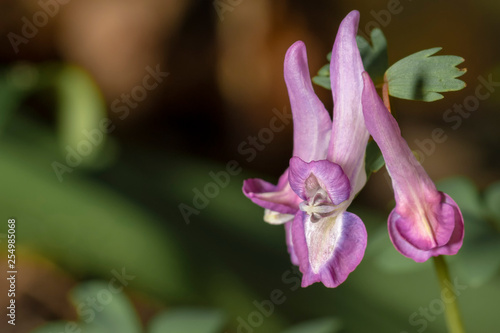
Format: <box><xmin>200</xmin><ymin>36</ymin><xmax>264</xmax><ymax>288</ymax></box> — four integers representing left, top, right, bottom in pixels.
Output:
<box><xmin>305</xmin><ymin>214</ymin><xmax>343</xmax><ymax>273</ymax></box>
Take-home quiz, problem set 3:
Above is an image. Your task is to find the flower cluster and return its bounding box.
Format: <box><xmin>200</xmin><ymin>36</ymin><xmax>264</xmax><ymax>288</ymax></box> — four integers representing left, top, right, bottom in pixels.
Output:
<box><xmin>243</xmin><ymin>10</ymin><xmax>464</xmax><ymax>288</ymax></box>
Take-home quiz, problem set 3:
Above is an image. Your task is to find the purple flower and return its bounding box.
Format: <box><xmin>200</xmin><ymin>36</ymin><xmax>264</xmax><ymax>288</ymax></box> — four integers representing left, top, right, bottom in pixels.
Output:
<box><xmin>361</xmin><ymin>72</ymin><xmax>464</xmax><ymax>262</ymax></box>
<box><xmin>243</xmin><ymin>10</ymin><xmax>369</xmax><ymax>287</ymax></box>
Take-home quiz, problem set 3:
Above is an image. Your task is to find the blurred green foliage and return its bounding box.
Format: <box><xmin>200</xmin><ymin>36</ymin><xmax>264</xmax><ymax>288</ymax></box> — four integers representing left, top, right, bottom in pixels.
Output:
<box><xmin>32</xmin><ymin>281</ymin><xmax>142</xmax><ymax>333</ymax></box>
<box><xmin>0</xmin><ymin>62</ymin><xmax>499</xmax><ymax>333</ymax></box>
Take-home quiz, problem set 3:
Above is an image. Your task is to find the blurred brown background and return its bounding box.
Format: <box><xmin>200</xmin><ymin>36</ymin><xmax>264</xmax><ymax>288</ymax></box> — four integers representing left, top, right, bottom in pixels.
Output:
<box><xmin>1</xmin><ymin>0</ymin><xmax>498</xmax><ymax>189</ymax></box>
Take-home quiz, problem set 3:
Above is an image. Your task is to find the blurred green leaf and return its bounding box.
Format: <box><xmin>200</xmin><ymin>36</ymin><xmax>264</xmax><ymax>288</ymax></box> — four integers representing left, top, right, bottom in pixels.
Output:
<box><xmin>0</xmin><ymin>78</ymin><xmax>22</xmax><ymax>133</ymax></box>
<box><xmin>317</xmin><ymin>64</ymin><xmax>330</xmax><ymax>77</ymax></box>
<box><xmin>376</xmin><ymin>245</ymin><xmax>430</xmax><ymax>273</ymax></box>
<box><xmin>32</xmin><ymin>281</ymin><xmax>142</xmax><ymax>333</ymax></box>
<box><xmin>368</xmin><ymin>224</ymin><xmax>430</xmax><ymax>273</ymax></box>
<box><xmin>312</xmin><ymin>52</ymin><xmax>332</xmax><ymax>90</ymax></box>
<box><xmin>281</xmin><ymin>318</ymin><xmax>342</xmax><ymax>333</ymax></box>
<box><xmin>206</xmin><ymin>267</ymin><xmax>287</xmax><ymax>333</ymax></box>
<box><xmin>356</xmin><ymin>28</ymin><xmax>388</xmax><ymax>85</ymax></box>
<box><xmin>0</xmin><ymin>116</ymin><xmax>191</xmax><ymax>301</ymax></box>
<box><xmin>56</xmin><ymin>65</ymin><xmax>108</xmax><ymax>167</ymax></box>
<box><xmin>386</xmin><ymin>47</ymin><xmax>466</xmax><ymax>101</ymax></box>
<box><xmin>484</xmin><ymin>181</ymin><xmax>500</xmax><ymax>225</ymax></box>
<box><xmin>73</xmin><ymin>281</ymin><xmax>142</xmax><ymax>333</ymax></box>
<box><xmin>437</xmin><ymin>177</ymin><xmax>500</xmax><ymax>287</ymax></box>
<box><xmin>0</xmin><ymin>63</ymin><xmax>39</xmax><ymax>133</ymax></box>
<box><xmin>365</xmin><ymin>140</ymin><xmax>385</xmax><ymax>178</ymax></box>
<box><xmin>436</xmin><ymin>177</ymin><xmax>483</xmax><ymax>217</ymax></box>
<box><xmin>312</xmin><ymin>75</ymin><xmax>331</xmax><ymax>90</ymax></box>
<box><xmin>167</xmin><ymin>157</ymin><xmax>282</xmax><ymax>244</ymax></box>
<box><xmin>148</xmin><ymin>309</ymin><xmax>226</xmax><ymax>333</ymax></box>
<box><xmin>453</xmin><ymin>229</ymin><xmax>500</xmax><ymax>288</ymax></box>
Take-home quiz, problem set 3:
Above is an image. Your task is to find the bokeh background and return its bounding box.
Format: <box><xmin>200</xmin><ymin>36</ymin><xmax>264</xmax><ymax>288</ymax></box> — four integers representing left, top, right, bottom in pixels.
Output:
<box><xmin>0</xmin><ymin>0</ymin><xmax>500</xmax><ymax>332</ymax></box>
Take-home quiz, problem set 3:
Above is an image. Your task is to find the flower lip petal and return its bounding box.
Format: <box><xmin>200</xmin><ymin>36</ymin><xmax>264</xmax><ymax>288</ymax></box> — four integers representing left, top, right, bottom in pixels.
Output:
<box><xmin>284</xmin><ymin>41</ymin><xmax>332</xmax><ymax>162</ymax></box>
<box><xmin>292</xmin><ymin>210</ymin><xmax>367</xmax><ymax>287</ymax></box>
<box><xmin>288</xmin><ymin>157</ymin><xmax>350</xmax><ymax>205</ymax></box>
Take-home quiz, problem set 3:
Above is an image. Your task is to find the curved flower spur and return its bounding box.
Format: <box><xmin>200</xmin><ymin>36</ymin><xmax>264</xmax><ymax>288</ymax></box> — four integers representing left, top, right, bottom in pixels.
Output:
<box><xmin>361</xmin><ymin>72</ymin><xmax>464</xmax><ymax>262</ymax></box>
<box><xmin>243</xmin><ymin>11</ymin><xmax>369</xmax><ymax>287</ymax></box>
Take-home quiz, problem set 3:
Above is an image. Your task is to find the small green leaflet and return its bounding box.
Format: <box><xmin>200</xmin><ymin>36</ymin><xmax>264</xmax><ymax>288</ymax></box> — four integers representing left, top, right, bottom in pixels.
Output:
<box><xmin>312</xmin><ymin>28</ymin><xmax>389</xmax><ymax>90</ymax></box>
<box><xmin>312</xmin><ymin>73</ymin><xmax>331</xmax><ymax>90</ymax></box>
<box><xmin>356</xmin><ymin>28</ymin><xmax>388</xmax><ymax>85</ymax></box>
<box><xmin>365</xmin><ymin>140</ymin><xmax>385</xmax><ymax>178</ymax></box>
<box><xmin>385</xmin><ymin>47</ymin><xmax>466</xmax><ymax>101</ymax></box>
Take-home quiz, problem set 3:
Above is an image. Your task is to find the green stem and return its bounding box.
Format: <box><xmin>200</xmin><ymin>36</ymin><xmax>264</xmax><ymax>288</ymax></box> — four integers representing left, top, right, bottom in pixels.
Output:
<box><xmin>432</xmin><ymin>256</ymin><xmax>466</xmax><ymax>333</ymax></box>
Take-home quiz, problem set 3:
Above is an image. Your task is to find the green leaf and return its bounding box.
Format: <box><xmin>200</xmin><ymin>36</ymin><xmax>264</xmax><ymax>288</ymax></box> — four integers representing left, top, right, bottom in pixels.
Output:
<box><xmin>72</xmin><ymin>281</ymin><xmax>142</xmax><ymax>333</ymax></box>
<box><xmin>311</xmin><ymin>52</ymin><xmax>331</xmax><ymax>89</ymax></box>
<box><xmin>365</xmin><ymin>140</ymin><xmax>385</xmax><ymax>178</ymax></box>
<box><xmin>369</xmin><ymin>224</ymin><xmax>430</xmax><ymax>274</ymax></box>
<box><xmin>356</xmin><ymin>28</ymin><xmax>388</xmax><ymax>85</ymax></box>
<box><xmin>32</xmin><ymin>281</ymin><xmax>142</xmax><ymax>333</ymax></box>
<box><xmin>56</xmin><ymin>65</ymin><xmax>108</xmax><ymax>167</ymax></box>
<box><xmin>0</xmin><ymin>63</ymin><xmax>40</xmax><ymax>134</ymax></box>
<box><xmin>436</xmin><ymin>177</ymin><xmax>500</xmax><ymax>287</ymax></box>
<box><xmin>317</xmin><ymin>63</ymin><xmax>330</xmax><ymax>77</ymax></box>
<box><xmin>436</xmin><ymin>177</ymin><xmax>483</xmax><ymax>217</ymax></box>
<box><xmin>453</xmin><ymin>226</ymin><xmax>500</xmax><ymax>288</ymax></box>
<box><xmin>484</xmin><ymin>181</ymin><xmax>500</xmax><ymax>225</ymax></box>
<box><xmin>148</xmin><ymin>309</ymin><xmax>226</xmax><ymax>333</ymax></box>
<box><xmin>0</xmin><ymin>115</ymin><xmax>190</xmax><ymax>301</ymax></box>
<box><xmin>281</xmin><ymin>318</ymin><xmax>342</xmax><ymax>333</ymax></box>
<box><xmin>386</xmin><ymin>47</ymin><xmax>466</xmax><ymax>101</ymax></box>
<box><xmin>312</xmin><ymin>29</ymin><xmax>388</xmax><ymax>90</ymax></box>
<box><xmin>0</xmin><ymin>76</ymin><xmax>23</xmax><ymax>134</ymax></box>
<box><xmin>312</xmin><ymin>75</ymin><xmax>331</xmax><ymax>90</ymax></box>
